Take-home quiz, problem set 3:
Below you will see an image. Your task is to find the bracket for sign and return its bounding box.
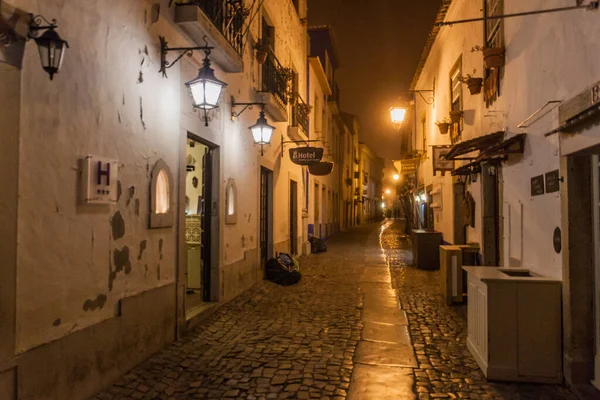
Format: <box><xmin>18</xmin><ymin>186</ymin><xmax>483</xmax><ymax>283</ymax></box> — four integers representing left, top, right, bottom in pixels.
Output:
<box><xmin>280</xmin><ymin>137</ymin><xmax>321</xmax><ymax>158</ymax></box>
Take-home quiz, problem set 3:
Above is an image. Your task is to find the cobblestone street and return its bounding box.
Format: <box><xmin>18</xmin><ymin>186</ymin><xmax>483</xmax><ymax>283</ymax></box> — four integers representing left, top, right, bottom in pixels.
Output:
<box><xmin>93</xmin><ymin>221</ymin><xmax>577</xmax><ymax>400</ymax></box>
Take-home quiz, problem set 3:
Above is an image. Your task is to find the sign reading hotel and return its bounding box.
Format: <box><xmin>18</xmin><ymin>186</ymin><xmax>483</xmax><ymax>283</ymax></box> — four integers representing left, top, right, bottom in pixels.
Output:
<box><xmin>81</xmin><ymin>155</ymin><xmax>119</xmax><ymax>204</ymax></box>
<box><xmin>432</xmin><ymin>146</ymin><xmax>454</xmax><ymax>176</ymax></box>
<box><xmin>289</xmin><ymin>147</ymin><xmax>323</xmax><ymax>165</ymax></box>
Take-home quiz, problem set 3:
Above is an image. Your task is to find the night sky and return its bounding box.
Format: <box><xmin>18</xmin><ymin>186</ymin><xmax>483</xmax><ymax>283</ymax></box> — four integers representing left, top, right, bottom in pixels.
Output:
<box><xmin>308</xmin><ymin>0</ymin><xmax>442</xmax><ymax>160</ymax></box>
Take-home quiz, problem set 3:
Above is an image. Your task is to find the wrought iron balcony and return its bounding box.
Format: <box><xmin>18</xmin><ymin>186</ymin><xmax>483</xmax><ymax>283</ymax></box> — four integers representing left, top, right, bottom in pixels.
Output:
<box><xmin>182</xmin><ymin>0</ymin><xmax>246</xmax><ymax>56</ymax></box>
<box><xmin>291</xmin><ymin>94</ymin><xmax>309</xmax><ymax>134</ymax></box>
<box><xmin>261</xmin><ymin>51</ymin><xmax>290</xmax><ymax>109</ymax></box>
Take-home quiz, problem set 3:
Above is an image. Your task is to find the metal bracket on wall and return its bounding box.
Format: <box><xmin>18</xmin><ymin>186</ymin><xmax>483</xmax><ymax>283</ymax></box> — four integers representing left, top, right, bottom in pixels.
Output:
<box><xmin>158</xmin><ymin>35</ymin><xmax>214</xmax><ymax>78</ymax></box>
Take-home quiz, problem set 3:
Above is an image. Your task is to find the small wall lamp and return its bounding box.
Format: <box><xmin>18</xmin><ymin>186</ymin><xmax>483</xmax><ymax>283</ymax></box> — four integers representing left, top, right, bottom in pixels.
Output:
<box><xmin>159</xmin><ymin>36</ymin><xmax>227</xmax><ymax>126</ymax></box>
<box><xmin>231</xmin><ymin>97</ymin><xmax>275</xmax><ymax>156</ymax></box>
<box><xmin>28</xmin><ymin>15</ymin><xmax>69</xmax><ymax>80</ymax></box>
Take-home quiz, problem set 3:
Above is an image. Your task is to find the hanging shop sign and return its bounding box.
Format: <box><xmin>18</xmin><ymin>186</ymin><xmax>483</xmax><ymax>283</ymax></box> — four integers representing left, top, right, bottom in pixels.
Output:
<box><xmin>308</xmin><ymin>161</ymin><xmax>334</xmax><ymax>176</ymax></box>
<box><xmin>399</xmin><ymin>158</ymin><xmax>418</xmax><ymax>175</ymax></box>
<box><xmin>432</xmin><ymin>146</ymin><xmax>455</xmax><ymax>176</ymax></box>
<box><xmin>530</xmin><ymin>174</ymin><xmax>545</xmax><ymax>196</ymax></box>
<box><xmin>289</xmin><ymin>147</ymin><xmax>323</xmax><ymax>165</ymax></box>
<box><xmin>545</xmin><ymin>170</ymin><xmax>561</xmax><ymax>193</ymax></box>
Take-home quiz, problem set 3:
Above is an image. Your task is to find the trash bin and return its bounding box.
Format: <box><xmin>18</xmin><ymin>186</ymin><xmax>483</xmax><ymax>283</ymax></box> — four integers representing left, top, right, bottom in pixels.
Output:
<box><xmin>439</xmin><ymin>245</ymin><xmax>463</xmax><ymax>305</ymax></box>
<box><xmin>411</xmin><ymin>229</ymin><xmax>443</xmax><ymax>270</ymax></box>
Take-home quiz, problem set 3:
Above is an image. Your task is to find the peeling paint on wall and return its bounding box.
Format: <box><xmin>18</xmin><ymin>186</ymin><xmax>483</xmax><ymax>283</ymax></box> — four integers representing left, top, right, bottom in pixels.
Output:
<box><xmin>137</xmin><ymin>71</ymin><xmax>143</xmax><ymax>84</ymax></box>
<box><xmin>138</xmin><ymin>240</ymin><xmax>147</xmax><ymax>260</ymax></box>
<box><xmin>52</xmin><ymin>318</ymin><xmax>61</xmax><ymax>327</ymax></box>
<box><xmin>83</xmin><ymin>294</ymin><xmax>108</xmax><ymax>311</ymax></box>
<box><xmin>109</xmin><ymin>246</ymin><xmax>132</xmax><ymax>290</ymax></box>
<box><xmin>135</xmin><ymin>199</ymin><xmax>140</xmax><ymax>216</ymax></box>
<box><xmin>111</xmin><ymin>211</ymin><xmax>125</xmax><ymax>241</ymax></box>
<box><xmin>157</xmin><ymin>264</ymin><xmax>161</xmax><ymax>280</ymax></box>
<box><xmin>127</xmin><ymin>186</ymin><xmax>135</xmax><ymax>205</ymax></box>
<box><xmin>139</xmin><ymin>97</ymin><xmax>146</xmax><ymax>130</ymax></box>
<box><xmin>241</xmin><ymin>235</ymin><xmax>246</xmax><ymax>248</ymax></box>
<box><xmin>159</xmin><ymin>238</ymin><xmax>163</xmax><ymax>260</ymax></box>
<box><xmin>117</xmin><ymin>180</ymin><xmax>123</xmax><ymax>202</ymax></box>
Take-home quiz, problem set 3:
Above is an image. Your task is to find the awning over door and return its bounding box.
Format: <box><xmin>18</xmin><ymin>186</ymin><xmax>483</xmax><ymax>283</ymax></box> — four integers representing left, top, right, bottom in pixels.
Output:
<box><xmin>475</xmin><ymin>133</ymin><xmax>526</xmax><ymax>162</ymax></box>
<box><xmin>444</xmin><ymin>131</ymin><xmax>504</xmax><ymax>160</ymax></box>
<box><xmin>544</xmin><ymin>104</ymin><xmax>600</xmax><ymax>137</ymax></box>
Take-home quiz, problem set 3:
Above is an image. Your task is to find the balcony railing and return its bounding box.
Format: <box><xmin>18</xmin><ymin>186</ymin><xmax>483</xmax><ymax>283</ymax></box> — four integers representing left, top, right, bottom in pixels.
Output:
<box><xmin>291</xmin><ymin>94</ymin><xmax>309</xmax><ymax>134</ymax></box>
<box><xmin>261</xmin><ymin>51</ymin><xmax>289</xmax><ymax>108</ymax></box>
<box><xmin>185</xmin><ymin>0</ymin><xmax>246</xmax><ymax>55</ymax></box>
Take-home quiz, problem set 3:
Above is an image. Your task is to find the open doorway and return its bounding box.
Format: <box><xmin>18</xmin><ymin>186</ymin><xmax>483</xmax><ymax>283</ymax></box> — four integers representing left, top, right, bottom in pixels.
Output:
<box><xmin>184</xmin><ymin>137</ymin><xmax>213</xmax><ymax>312</ymax></box>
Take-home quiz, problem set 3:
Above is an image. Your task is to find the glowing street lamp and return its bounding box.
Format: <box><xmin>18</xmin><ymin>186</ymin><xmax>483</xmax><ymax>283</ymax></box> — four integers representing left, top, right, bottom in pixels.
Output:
<box><xmin>390</xmin><ymin>106</ymin><xmax>407</xmax><ymax>131</ymax></box>
<box><xmin>393</xmin><ymin>174</ymin><xmax>400</xmax><ymax>181</ymax></box>
<box><xmin>385</xmin><ymin>189</ymin><xmax>391</xmax><ymax>195</ymax></box>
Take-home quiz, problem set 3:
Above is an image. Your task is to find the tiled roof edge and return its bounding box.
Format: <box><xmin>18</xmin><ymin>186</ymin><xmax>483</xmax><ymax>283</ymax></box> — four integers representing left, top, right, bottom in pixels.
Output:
<box><xmin>409</xmin><ymin>0</ymin><xmax>453</xmax><ymax>91</ymax></box>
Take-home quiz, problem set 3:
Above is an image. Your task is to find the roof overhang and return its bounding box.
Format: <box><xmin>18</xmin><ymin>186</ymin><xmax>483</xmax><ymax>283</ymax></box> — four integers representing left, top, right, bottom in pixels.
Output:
<box><xmin>309</xmin><ymin>56</ymin><xmax>332</xmax><ymax>95</ymax></box>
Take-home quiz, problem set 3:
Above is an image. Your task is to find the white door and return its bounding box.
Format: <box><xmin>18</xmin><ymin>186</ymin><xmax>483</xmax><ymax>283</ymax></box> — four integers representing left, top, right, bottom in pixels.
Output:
<box><xmin>592</xmin><ymin>154</ymin><xmax>600</xmax><ymax>389</ymax></box>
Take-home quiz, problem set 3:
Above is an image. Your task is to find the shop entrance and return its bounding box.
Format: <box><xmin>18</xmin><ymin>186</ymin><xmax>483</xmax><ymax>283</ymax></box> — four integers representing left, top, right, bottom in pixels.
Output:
<box><xmin>184</xmin><ymin>137</ymin><xmax>214</xmax><ymax>311</ymax></box>
<box><xmin>592</xmin><ymin>154</ymin><xmax>600</xmax><ymax>388</ymax></box>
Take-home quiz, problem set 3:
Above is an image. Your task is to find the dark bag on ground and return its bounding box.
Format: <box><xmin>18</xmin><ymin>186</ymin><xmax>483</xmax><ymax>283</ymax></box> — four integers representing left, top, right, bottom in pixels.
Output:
<box><xmin>266</xmin><ymin>253</ymin><xmax>301</xmax><ymax>286</ymax></box>
<box><xmin>309</xmin><ymin>236</ymin><xmax>327</xmax><ymax>253</ymax></box>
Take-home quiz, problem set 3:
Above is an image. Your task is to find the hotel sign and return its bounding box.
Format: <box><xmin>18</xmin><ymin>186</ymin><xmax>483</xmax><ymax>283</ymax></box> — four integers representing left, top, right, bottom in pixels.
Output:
<box><xmin>289</xmin><ymin>147</ymin><xmax>323</xmax><ymax>165</ymax></box>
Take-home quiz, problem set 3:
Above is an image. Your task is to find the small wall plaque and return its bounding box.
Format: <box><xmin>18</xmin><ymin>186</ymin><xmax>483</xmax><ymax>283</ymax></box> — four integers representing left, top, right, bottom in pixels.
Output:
<box><xmin>81</xmin><ymin>155</ymin><xmax>118</xmax><ymax>204</ymax></box>
<box><xmin>530</xmin><ymin>175</ymin><xmax>545</xmax><ymax>197</ymax></box>
<box><xmin>545</xmin><ymin>170</ymin><xmax>561</xmax><ymax>193</ymax></box>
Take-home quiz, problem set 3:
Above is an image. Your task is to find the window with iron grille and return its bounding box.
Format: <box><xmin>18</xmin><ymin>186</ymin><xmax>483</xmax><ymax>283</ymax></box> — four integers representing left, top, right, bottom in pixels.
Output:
<box><xmin>484</xmin><ymin>0</ymin><xmax>504</xmax><ymax>106</ymax></box>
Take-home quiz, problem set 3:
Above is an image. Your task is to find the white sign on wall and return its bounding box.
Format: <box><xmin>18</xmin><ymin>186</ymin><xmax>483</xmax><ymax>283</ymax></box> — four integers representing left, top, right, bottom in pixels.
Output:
<box><xmin>81</xmin><ymin>155</ymin><xmax>118</xmax><ymax>204</ymax></box>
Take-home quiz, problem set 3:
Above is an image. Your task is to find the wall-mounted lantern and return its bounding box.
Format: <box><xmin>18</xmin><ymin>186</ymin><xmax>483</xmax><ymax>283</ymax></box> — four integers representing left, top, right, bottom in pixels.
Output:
<box><xmin>231</xmin><ymin>97</ymin><xmax>275</xmax><ymax>156</ymax></box>
<box><xmin>159</xmin><ymin>36</ymin><xmax>227</xmax><ymax>126</ymax></box>
<box><xmin>389</xmin><ymin>107</ymin><xmax>407</xmax><ymax>132</ymax></box>
<box><xmin>28</xmin><ymin>15</ymin><xmax>69</xmax><ymax>80</ymax></box>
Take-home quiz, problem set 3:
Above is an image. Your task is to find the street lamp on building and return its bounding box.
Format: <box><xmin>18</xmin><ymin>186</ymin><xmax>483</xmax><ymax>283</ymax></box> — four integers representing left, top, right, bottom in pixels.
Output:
<box><xmin>393</xmin><ymin>174</ymin><xmax>400</xmax><ymax>181</ymax></box>
<box><xmin>385</xmin><ymin>189</ymin><xmax>391</xmax><ymax>195</ymax></box>
<box><xmin>249</xmin><ymin>108</ymin><xmax>275</xmax><ymax>155</ymax></box>
<box><xmin>185</xmin><ymin>51</ymin><xmax>227</xmax><ymax>111</ymax></box>
<box><xmin>29</xmin><ymin>16</ymin><xmax>69</xmax><ymax>80</ymax></box>
<box><xmin>390</xmin><ymin>106</ymin><xmax>407</xmax><ymax>132</ymax></box>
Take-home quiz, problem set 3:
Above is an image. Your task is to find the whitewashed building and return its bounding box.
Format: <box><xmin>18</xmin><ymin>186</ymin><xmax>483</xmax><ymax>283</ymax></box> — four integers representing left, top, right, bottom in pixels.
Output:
<box><xmin>0</xmin><ymin>0</ymin><xmax>347</xmax><ymax>398</ymax></box>
<box><xmin>407</xmin><ymin>0</ymin><xmax>600</xmax><ymax>392</ymax></box>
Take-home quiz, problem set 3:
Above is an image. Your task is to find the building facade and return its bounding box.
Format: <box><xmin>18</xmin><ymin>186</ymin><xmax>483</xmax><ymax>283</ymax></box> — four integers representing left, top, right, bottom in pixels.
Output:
<box><xmin>406</xmin><ymin>0</ymin><xmax>600</xmax><ymax>391</ymax></box>
<box><xmin>0</xmin><ymin>0</ymin><xmax>351</xmax><ymax>398</ymax></box>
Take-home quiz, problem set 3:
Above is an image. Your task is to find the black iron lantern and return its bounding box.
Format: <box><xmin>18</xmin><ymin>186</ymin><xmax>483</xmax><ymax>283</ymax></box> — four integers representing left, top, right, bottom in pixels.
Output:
<box><xmin>250</xmin><ymin>109</ymin><xmax>275</xmax><ymax>146</ymax></box>
<box><xmin>29</xmin><ymin>16</ymin><xmax>69</xmax><ymax>81</ymax></box>
<box><xmin>34</xmin><ymin>27</ymin><xmax>68</xmax><ymax>80</ymax></box>
<box><xmin>185</xmin><ymin>51</ymin><xmax>227</xmax><ymax>110</ymax></box>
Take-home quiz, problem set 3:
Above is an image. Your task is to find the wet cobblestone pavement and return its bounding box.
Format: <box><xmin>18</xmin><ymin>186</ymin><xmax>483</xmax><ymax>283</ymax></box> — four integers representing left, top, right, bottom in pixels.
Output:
<box><xmin>382</xmin><ymin>221</ymin><xmax>577</xmax><ymax>400</ymax></box>
<box><xmin>93</xmin><ymin>221</ymin><xmax>578</xmax><ymax>400</ymax></box>
<box><xmin>93</xmin><ymin>225</ymin><xmax>373</xmax><ymax>400</ymax></box>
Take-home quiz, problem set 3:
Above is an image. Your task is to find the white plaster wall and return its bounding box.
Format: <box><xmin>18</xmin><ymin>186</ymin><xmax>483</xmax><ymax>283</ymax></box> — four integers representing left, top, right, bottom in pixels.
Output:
<box><xmin>12</xmin><ymin>0</ymin><xmax>182</xmax><ymax>352</ymax></box>
<box><xmin>9</xmin><ymin>0</ymin><xmax>314</xmax><ymax>353</ymax></box>
<box><xmin>499</xmin><ymin>0</ymin><xmax>600</xmax><ymax>278</ymax></box>
<box><xmin>414</xmin><ymin>0</ymin><xmax>486</xmax><ymax>243</ymax></box>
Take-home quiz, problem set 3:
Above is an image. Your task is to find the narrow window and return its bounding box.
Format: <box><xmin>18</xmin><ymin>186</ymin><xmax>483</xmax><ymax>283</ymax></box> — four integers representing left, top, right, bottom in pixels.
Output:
<box><xmin>150</xmin><ymin>159</ymin><xmax>174</xmax><ymax>228</ymax></box>
<box><xmin>225</xmin><ymin>179</ymin><xmax>237</xmax><ymax>224</ymax></box>
<box><xmin>450</xmin><ymin>57</ymin><xmax>463</xmax><ymax>144</ymax></box>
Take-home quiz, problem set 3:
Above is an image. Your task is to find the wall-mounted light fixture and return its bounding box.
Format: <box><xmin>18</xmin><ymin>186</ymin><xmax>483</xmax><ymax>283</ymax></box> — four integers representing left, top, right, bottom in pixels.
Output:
<box><xmin>28</xmin><ymin>15</ymin><xmax>69</xmax><ymax>80</ymax></box>
<box><xmin>231</xmin><ymin>97</ymin><xmax>275</xmax><ymax>156</ymax></box>
<box><xmin>159</xmin><ymin>36</ymin><xmax>227</xmax><ymax>126</ymax></box>
<box><xmin>390</xmin><ymin>107</ymin><xmax>407</xmax><ymax>132</ymax></box>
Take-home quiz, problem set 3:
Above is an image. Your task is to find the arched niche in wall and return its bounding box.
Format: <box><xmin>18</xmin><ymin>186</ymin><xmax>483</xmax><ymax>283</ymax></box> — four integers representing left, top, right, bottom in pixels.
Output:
<box><xmin>225</xmin><ymin>178</ymin><xmax>237</xmax><ymax>225</ymax></box>
<box><xmin>150</xmin><ymin>159</ymin><xmax>174</xmax><ymax>228</ymax></box>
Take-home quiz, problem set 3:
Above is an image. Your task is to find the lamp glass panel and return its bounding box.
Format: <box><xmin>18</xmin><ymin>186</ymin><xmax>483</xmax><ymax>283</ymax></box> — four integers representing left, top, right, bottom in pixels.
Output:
<box><xmin>390</xmin><ymin>107</ymin><xmax>407</xmax><ymax>124</ymax></box>
<box><xmin>203</xmin><ymin>81</ymin><xmax>223</xmax><ymax>108</ymax></box>
<box><xmin>251</xmin><ymin>126</ymin><xmax>265</xmax><ymax>144</ymax></box>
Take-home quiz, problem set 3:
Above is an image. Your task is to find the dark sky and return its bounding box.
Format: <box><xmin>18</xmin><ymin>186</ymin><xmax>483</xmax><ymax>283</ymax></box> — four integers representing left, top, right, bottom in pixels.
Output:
<box><xmin>308</xmin><ymin>0</ymin><xmax>441</xmax><ymax>160</ymax></box>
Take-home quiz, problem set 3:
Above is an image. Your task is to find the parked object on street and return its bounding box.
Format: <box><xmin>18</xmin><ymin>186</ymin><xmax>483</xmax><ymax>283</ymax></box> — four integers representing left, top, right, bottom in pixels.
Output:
<box><xmin>266</xmin><ymin>253</ymin><xmax>301</xmax><ymax>286</ymax></box>
<box><xmin>411</xmin><ymin>229</ymin><xmax>442</xmax><ymax>269</ymax></box>
<box><xmin>463</xmin><ymin>266</ymin><xmax>562</xmax><ymax>383</ymax></box>
<box><xmin>439</xmin><ymin>245</ymin><xmax>464</xmax><ymax>305</ymax></box>
<box><xmin>309</xmin><ymin>236</ymin><xmax>328</xmax><ymax>253</ymax></box>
